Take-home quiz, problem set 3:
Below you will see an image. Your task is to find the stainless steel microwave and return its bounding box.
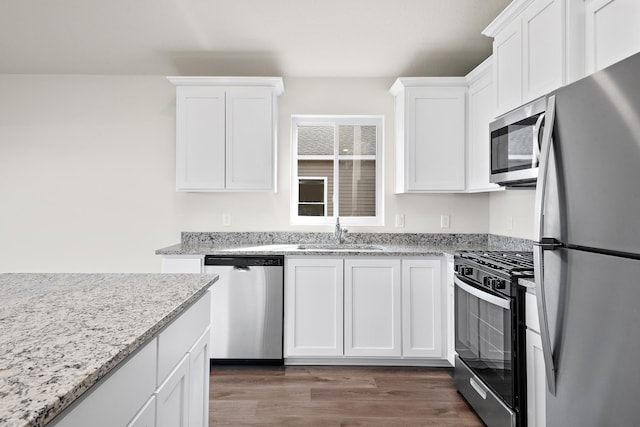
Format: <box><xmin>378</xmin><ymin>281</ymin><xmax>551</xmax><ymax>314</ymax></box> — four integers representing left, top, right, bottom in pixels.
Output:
<box><xmin>489</xmin><ymin>97</ymin><xmax>546</xmax><ymax>187</ymax></box>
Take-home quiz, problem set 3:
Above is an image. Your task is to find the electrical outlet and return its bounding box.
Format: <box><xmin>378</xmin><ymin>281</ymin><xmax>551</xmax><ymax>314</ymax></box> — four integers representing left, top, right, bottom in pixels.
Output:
<box><xmin>395</xmin><ymin>214</ymin><xmax>405</xmax><ymax>228</ymax></box>
<box><xmin>440</xmin><ymin>214</ymin><xmax>450</xmax><ymax>228</ymax></box>
<box><xmin>222</xmin><ymin>213</ymin><xmax>231</xmax><ymax>227</ymax></box>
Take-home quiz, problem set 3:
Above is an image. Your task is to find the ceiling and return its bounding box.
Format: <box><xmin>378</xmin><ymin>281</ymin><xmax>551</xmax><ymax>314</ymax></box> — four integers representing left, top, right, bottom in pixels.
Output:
<box><xmin>0</xmin><ymin>0</ymin><xmax>510</xmax><ymax>77</ymax></box>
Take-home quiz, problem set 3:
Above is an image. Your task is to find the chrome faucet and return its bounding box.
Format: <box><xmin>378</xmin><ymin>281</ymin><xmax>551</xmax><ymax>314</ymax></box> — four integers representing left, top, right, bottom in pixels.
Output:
<box><xmin>334</xmin><ymin>217</ymin><xmax>348</xmax><ymax>244</ymax></box>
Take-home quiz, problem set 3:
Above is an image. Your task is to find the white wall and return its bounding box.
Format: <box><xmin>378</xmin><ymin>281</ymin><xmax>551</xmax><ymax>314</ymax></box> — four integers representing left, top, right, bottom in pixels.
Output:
<box><xmin>489</xmin><ymin>190</ymin><xmax>536</xmax><ymax>239</ymax></box>
<box><xmin>0</xmin><ymin>74</ymin><xmax>489</xmax><ymax>273</ymax></box>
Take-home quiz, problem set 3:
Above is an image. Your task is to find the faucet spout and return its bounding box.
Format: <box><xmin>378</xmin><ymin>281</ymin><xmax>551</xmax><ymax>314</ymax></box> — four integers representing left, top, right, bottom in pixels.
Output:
<box><xmin>334</xmin><ymin>217</ymin><xmax>348</xmax><ymax>244</ymax></box>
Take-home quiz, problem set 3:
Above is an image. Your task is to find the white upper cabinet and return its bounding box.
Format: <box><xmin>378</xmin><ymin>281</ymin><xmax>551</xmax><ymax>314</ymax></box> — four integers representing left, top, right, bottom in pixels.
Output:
<box><xmin>585</xmin><ymin>0</ymin><xmax>640</xmax><ymax>74</ymax></box>
<box><xmin>168</xmin><ymin>77</ymin><xmax>283</xmax><ymax>192</ymax></box>
<box><xmin>390</xmin><ymin>78</ymin><xmax>467</xmax><ymax>193</ymax></box>
<box><xmin>484</xmin><ymin>0</ymin><xmax>565</xmax><ymax>115</ymax></box>
<box><xmin>465</xmin><ymin>58</ymin><xmax>502</xmax><ymax>192</ymax></box>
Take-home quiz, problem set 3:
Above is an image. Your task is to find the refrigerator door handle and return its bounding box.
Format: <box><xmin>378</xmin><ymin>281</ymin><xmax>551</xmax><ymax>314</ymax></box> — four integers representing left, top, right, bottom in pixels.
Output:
<box><xmin>533</xmin><ymin>94</ymin><xmax>558</xmax><ymax>396</ymax></box>
<box><xmin>532</xmin><ymin>112</ymin><xmax>545</xmax><ymax>168</ymax></box>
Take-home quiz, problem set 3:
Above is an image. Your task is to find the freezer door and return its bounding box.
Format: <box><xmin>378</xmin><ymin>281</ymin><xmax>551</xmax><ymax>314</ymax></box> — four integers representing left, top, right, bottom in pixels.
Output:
<box><xmin>545</xmin><ymin>249</ymin><xmax>640</xmax><ymax>427</ymax></box>
<box><xmin>548</xmin><ymin>51</ymin><xmax>640</xmax><ymax>254</ymax></box>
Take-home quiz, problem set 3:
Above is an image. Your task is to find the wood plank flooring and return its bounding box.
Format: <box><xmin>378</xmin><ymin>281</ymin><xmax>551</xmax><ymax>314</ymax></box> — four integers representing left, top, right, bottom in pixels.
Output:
<box><xmin>209</xmin><ymin>365</ymin><xmax>484</xmax><ymax>426</ymax></box>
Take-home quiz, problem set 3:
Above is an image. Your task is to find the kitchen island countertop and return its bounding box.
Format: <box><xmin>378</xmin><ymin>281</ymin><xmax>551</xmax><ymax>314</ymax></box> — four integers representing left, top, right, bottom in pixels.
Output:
<box><xmin>0</xmin><ymin>273</ymin><xmax>217</xmax><ymax>427</ymax></box>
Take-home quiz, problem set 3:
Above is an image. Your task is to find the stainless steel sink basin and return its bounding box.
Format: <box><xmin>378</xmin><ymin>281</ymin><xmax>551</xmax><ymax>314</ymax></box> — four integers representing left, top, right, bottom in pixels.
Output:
<box><xmin>296</xmin><ymin>244</ymin><xmax>384</xmax><ymax>251</ymax></box>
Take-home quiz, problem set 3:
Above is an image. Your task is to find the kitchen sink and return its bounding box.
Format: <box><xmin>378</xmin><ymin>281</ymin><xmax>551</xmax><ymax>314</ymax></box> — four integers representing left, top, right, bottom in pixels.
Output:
<box><xmin>296</xmin><ymin>244</ymin><xmax>384</xmax><ymax>251</ymax></box>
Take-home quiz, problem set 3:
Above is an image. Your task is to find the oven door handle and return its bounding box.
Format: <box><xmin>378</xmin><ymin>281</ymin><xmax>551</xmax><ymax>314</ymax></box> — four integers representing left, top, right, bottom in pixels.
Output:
<box><xmin>454</xmin><ymin>277</ymin><xmax>511</xmax><ymax>310</ymax></box>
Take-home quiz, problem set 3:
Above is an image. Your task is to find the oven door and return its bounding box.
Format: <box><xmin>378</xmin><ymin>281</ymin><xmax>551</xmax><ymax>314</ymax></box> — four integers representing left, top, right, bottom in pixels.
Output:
<box><xmin>455</xmin><ymin>276</ymin><xmax>514</xmax><ymax>407</ymax></box>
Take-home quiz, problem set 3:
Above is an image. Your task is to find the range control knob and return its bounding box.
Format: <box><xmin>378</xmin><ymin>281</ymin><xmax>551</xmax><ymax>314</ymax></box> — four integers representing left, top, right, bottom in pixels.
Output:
<box><xmin>493</xmin><ymin>279</ymin><xmax>507</xmax><ymax>290</ymax></box>
<box><xmin>461</xmin><ymin>267</ymin><xmax>473</xmax><ymax>275</ymax></box>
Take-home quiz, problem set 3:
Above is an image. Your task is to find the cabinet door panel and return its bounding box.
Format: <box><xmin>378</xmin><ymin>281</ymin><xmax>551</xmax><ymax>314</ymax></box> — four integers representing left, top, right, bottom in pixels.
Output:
<box><xmin>494</xmin><ymin>19</ymin><xmax>523</xmax><ymax>115</ymax></box>
<box><xmin>176</xmin><ymin>86</ymin><xmax>226</xmax><ymax>191</ymax></box>
<box><xmin>402</xmin><ymin>259</ymin><xmax>443</xmax><ymax>358</ymax></box>
<box><xmin>585</xmin><ymin>0</ymin><xmax>640</xmax><ymax>73</ymax></box>
<box><xmin>226</xmin><ymin>87</ymin><xmax>275</xmax><ymax>190</ymax></box>
<box><xmin>345</xmin><ymin>259</ymin><xmax>401</xmax><ymax>357</ymax></box>
<box><xmin>406</xmin><ymin>88</ymin><xmax>465</xmax><ymax>191</ymax></box>
<box><xmin>523</xmin><ymin>0</ymin><xmax>564</xmax><ymax>101</ymax></box>
<box><xmin>156</xmin><ymin>355</ymin><xmax>190</xmax><ymax>427</ymax></box>
<box><xmin>188</xmin><ymin>328</ymin><xmax>210</xmax><ymax>427</ymax></box>
<box><xmin>526</xmin><ymin>329</ymin><xmax>547</xmax><ymax>427</ymax></box>
<box><xmin>285</xmin><ymin>258</ymin><xmax>344</xmax><ymax>356</ymax></box>
<box><xmin>127</xmin><ymin>396</ymin><xmax>155</xmax><ymax>427</ymax></box>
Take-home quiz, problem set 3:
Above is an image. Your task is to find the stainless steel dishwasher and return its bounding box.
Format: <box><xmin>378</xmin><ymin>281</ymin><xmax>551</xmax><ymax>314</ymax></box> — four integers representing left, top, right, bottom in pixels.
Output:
<box><xmin>203</xmin><ymin>255</ymin><xmax>283</xmax><ymax>364</ymax></box>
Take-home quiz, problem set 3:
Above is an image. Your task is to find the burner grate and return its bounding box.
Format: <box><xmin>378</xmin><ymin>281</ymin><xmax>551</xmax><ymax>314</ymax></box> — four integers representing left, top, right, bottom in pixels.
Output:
<box><xmin>458</xmin><ymin>251</ymin><xmax>534</xmax><ymax>274</ymax></box>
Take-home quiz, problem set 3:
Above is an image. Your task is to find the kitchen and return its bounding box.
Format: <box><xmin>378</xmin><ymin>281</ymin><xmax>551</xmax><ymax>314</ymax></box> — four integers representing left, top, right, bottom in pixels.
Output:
<box><xmin>1</xmin><ymin>0</ymin><xmax>640</xmax><ymax>426</ymax></box>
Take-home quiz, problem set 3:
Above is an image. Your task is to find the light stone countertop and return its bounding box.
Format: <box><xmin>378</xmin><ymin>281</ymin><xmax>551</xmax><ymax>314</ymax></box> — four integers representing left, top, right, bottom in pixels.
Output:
<box><xmin>0</xmin><ymin>273</ymin><xmax>217</xmax><ymax>427</ymax></box>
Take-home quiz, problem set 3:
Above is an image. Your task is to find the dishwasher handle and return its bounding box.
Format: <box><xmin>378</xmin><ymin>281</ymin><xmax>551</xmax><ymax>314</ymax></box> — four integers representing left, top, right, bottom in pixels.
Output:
<box><xmin>204</xmin><ymin>255</ymin><xmax>284</xmax><ymax>268</ymax></box>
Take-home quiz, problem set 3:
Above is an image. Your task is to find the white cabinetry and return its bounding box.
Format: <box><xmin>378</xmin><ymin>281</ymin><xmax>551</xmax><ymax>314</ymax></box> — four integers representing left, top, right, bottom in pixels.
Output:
<box><xmin>345</xmin><ymin>259</ymin><xmax>402</xmax><ymax>357</ymax></box>
<box><xmin>168</xmin><ymin>77</ymin><xmax>283</xmax><ymax>192</ymax></box>
<box><xmin>525</xmin><ymin>291</ymin><xmax>546</xmax><ymax>427</ymax></box>
<box><xmin>445</xmin><ymin>257</ymin><xmax>455</xmax><ymax>366</ymax></box>
<box><xmin>285</xmin><ymin>257</ymin><xmax>344</xmax><ymax>356</ymax></box>
<box><xmin>160</xmin><ymin>256</ymin><xmax>203</xmax><ymax>274</ymax></box>
<box><xmin>390</xmin><ymin>78</ymin><xmax>467</xmax><ymax>193</ymax></box>
<box><xmin>484</xmin><ymin>0</ymin><xmax>565</xmax><ymax>116</ymax></box>
<box><xmin>585</xmin><ymin>0</ymin><xmax>640</xmax><ymax>73</ymax></box>
<box><xmin>402</xmin><ymin>259</ymin><xmax>443</xmax><ymax>358</ymax></box>
<box><xmin>285</xmin><ymin>256</ymin><xmax>445</xmax><ymax>364</ymax></box>
<box><xmin>50</xmin><ymin>292</ymin><xmax>211</xmax><ymax>427</ymax></box>
<box><xmin>465</xmin><ymin>58</ymin><xmax>502</xmax><ymax>192</ymax></box>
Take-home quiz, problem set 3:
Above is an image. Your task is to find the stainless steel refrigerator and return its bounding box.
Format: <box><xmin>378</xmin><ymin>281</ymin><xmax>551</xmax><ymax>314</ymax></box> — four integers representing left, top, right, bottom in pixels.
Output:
<box><xmin>534</xmin><ymin>51</ymin><xmax>640</xmax><ymax>426</ymax></box>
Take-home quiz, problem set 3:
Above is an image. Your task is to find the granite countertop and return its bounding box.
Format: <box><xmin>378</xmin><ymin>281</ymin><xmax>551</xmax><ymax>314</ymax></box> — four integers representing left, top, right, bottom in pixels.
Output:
<box><xmin>0</xmin><ymin>273</ymin><xmax>217</xmax><ymax>427</ymax></box>
<box><xmin>155</xmin><ymin>232</ymin><xmax>532</xmax><ymax>257</ymax></box>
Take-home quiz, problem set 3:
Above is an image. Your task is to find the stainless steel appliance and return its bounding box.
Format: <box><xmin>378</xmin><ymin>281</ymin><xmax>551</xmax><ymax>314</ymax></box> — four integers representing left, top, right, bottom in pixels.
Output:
<box><xmin>203</xmin><ymin>255</ymin><xmax>284</xmax><ymax>363</ymax></box>
<box><xmin>534</xmin><ymin>51</ymin><xmax>640</xmax><ymax>426</ymax></box>
<box><xmin>490</xmin><ymin>97</ymin><xmax>546</xmax><ymax>187</ymax></box>
<box><xmin>454</xmin><ymin>251</ymin><xmax>534</xmax><ymax>427</ymax></box>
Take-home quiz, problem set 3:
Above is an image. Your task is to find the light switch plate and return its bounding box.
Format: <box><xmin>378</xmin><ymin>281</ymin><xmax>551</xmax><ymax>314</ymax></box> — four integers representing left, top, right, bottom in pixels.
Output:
<box><xmin>395</xmin><ymin>214</ymin><xmax>405</xmax><ymax>228</ymax></box>
<box><xmin>440</xmin><ymin>214</ymin><xmax>450</xmax><ymax>228</ymax></box>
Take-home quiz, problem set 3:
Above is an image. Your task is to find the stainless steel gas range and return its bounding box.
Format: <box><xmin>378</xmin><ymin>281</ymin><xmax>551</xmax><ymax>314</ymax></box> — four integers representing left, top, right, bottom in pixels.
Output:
<box><xmin>453</xmin><ymin>251</ymin><xmax>534</xmax><ymax>427</ymax></box>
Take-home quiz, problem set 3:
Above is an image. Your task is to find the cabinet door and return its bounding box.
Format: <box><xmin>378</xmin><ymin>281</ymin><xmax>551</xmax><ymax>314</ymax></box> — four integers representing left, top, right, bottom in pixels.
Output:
<box><xmin>526</xmin><ymin>329</ymin><xmax>547</xmax><ymax>427</ymax></box>
<box><xmin>285</xmin><ymin>257</ymin><xmax>344</xmax><ymax>356</ymax></box>
<box><xmin>494</xmin><ymin>18</ymin><xmax>523</xmax><ymax>115</ymax></box>
<box><xmin>467</xmin><ymin>61</ymin><xmax>501</xmax><ymax>192</ymax></box>
<box><xmin>175</xmin><ymin>86</ymin><xmax>226</xmax><ymax>191</ymax></box>
<box><xmin>225</xmin><ymin>87</ymin><xmax>275</xmax><ymax>191</ymax></box>
<box><xmin>446</xmin><ymin>259</ymin><xmax>455</xmax><ymax>366</ymax></box>
<box><xmin>585</xmin><ymin>0</ymin><xmax>640</xmax><ymax>73</ymax></box>
<box><xmin>404</xmin><ymin>87</ymin><xmax>466</xmax><ymax>191</ymax></box>
<box><xmin>160</xmin><ymin>256</ymin><xmax>203</xmax><ymax>274</ymax></box>
<box><xmin>188</xmin><ymin>328</ymin><xmax>210</xmax><ymax>427</ymax></box>
<box><xmin>522</xmin><ymin>0</ymin><xmax>564</xmax><ymax>102</ymax></box>
<box><xmin>156</xmin><ymin>354</ymin><xmax>190</xmax><ymax>427</ymax></box>
<box><xmin>345</xmin><ymin>259</ymin><xmax>402</xmax><ymax>357</ymax></box>
<box><xmin>401</xmin><ymin>259</ymin><xmax>443</xmax><ymax>358</ymax></box>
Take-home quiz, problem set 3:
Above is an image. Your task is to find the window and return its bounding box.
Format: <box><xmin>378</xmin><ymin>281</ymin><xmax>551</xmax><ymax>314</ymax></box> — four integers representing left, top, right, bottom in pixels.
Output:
<box><xmin>291</xmin><ymin>115</ymin><xmax>383</xmax><ymax>225</ymax></box>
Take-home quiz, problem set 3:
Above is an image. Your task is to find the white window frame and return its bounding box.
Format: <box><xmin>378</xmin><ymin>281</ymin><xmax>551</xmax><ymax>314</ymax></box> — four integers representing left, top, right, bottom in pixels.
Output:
<box><xmin>291</xmin><ymin>115</ymin><xmax>384</xmax><ymax>226</ymax></box>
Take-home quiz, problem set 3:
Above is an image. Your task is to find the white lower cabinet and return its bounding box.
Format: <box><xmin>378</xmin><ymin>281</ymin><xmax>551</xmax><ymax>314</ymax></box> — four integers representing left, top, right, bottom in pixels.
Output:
<box><xmin>285</xmin><ymin>256</ymin><xmax>445</xmax><ymax>363</ymax></box>
<box><xmin>285</xmin><ymin>257</ymin><xmax>344</xmax><ymax>356</ymax></box>
<box><xmin>526</xmin><ymin>291</ymin><xmax>546</xmax><ymax>427</ymax></box>
<box><xmin>345</xmin><ymin>259</ymin><xmax>402</xmax><ymax>357</ymax></box>
<box><xmin>50</xmin><ymin>292</ymin><xmax>211</xmax><ymax>427</ymax></box>
<box><xmin>445</xmin><ymin>258</ymin><xmax>455</xmax><ymax>366</ymax></box>
<box><xmin>160</xmin><ymin>256</ymin><xmax>203</xmax><ymax>274</ymax></box>
<box><xmin>401</xmin><ymin>259</ymin><xmax>443</xmax><ymax>358</ymax></box>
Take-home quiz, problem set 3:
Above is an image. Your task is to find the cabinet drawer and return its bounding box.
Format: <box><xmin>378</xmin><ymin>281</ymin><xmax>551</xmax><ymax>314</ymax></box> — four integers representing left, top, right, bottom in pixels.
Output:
<box><xmin>50</xmin><ymin>337</ymin><xmax>157</xmax><ymax>427</ymax></box>
<box><xmin>525</xmin><ymin>291</ymin><xmax>540</xmax><ymax>334</ymax></box>
<box><xmin>158</xmin><ymin>291</ymin><xmax>211</xmax><ymax>384</ymax></box>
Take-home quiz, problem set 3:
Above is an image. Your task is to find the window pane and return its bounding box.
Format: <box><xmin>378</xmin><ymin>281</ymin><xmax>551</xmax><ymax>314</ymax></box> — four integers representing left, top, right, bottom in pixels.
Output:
<box><xmin>299</xmin><ymin>179</ymin><xmax>325</xmax><ymax>203</ymax></box>
<box><xmin>298</xmin><ymin>126</ymin><xmax>334</xmax><ymax>155</ymax></box>
<box><xmin>298</xmin><ymin>204</ymin><xmax>325</xmax><ymax>216</ymax></box>
<box><xmin>339</xmin><ymin>125</ymin><xmax>377</xmax><ymax>156</ymax></box>
<box><xmin>339</xmin><ymin>159</ymin><xmax>376</xmax><ymax>217</ymax></box>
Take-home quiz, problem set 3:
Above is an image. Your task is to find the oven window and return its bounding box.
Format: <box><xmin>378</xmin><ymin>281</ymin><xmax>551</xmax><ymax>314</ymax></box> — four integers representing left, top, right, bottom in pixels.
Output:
<box><xmin>491</xmin><ymin>113</ymin><xmax>542</xmax><ymax>174</ymax></box>
<box><xmin>455</xmin><ymin>281</ymin><xmax>514</xmax><ymax>406</ymax></box>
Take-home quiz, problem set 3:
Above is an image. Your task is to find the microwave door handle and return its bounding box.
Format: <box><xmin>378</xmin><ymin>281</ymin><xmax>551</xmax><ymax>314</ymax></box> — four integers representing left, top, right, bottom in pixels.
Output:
<box><xmin>533</xmin><ymin>95</ymin><xmax>558</xmax><ymax>396</ymax></box>
<box><xmin>532</xmin><ymin>112</ymin><xmax>545</xmax><ymax>167</ymax></box>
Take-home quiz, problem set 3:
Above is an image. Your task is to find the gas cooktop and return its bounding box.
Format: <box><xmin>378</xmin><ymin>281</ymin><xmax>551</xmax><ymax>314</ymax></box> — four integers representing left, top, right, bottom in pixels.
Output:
<box><xmin>454</xmin><ymin>251</ymin><xmax>534</xmax><ymax>296</ymax></box>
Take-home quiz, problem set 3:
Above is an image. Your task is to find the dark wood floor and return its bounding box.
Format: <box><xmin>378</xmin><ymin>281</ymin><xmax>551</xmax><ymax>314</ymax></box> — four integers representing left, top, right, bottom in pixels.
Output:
<box><xmin>209</xmin><ymin>365</ymin><xmax>484</xmax><ymax>426</ymax></box>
